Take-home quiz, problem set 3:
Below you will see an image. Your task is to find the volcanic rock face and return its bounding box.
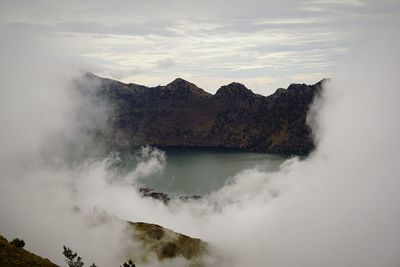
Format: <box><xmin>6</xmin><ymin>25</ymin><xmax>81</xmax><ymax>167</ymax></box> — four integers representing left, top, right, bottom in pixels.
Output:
<box><xmin>139</xmin><ymin>188</ymin><xmax>202</xmax><ymax>204</ymax></box>
<box><xmin>76</xmin><ymin>73</ymin><xmax>323</xmax><ymax>155</ymax></box>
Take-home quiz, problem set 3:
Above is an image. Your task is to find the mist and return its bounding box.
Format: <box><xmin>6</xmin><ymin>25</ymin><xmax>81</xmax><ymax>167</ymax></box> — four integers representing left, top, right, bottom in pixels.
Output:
<box><xmin>1</xmin><ymin>16</ymin><xmax>400</xmax><ymax>267</ymax></box>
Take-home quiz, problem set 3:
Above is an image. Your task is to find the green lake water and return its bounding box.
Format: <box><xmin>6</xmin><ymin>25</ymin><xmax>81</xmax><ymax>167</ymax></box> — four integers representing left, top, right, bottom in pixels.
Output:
<box><xmin>116</xmin><ymin>147</ymin><xmax>287</xmax><ymax>196</ymax></box>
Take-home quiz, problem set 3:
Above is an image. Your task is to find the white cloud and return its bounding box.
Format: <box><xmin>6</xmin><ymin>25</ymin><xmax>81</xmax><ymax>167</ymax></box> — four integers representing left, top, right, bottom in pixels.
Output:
<box><xmin>1</xmin><ymin>0</ymin><xmax>398</xmax><ymax>92</ymax></box>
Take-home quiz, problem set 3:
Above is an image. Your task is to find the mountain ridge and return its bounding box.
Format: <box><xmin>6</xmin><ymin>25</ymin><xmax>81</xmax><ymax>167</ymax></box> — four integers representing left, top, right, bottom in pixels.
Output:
<box><xmin>76</xmin><ymin>73</ymin><xmax>325</xmax><ymax>155</ymax></box>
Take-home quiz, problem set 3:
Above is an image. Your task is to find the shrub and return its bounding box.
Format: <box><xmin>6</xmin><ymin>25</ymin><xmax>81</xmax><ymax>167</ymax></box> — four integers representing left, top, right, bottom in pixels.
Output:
<box><xmin>10</xmin><ymin>238</ymin><xmax>25</xmax><ymax>248</ymax></box>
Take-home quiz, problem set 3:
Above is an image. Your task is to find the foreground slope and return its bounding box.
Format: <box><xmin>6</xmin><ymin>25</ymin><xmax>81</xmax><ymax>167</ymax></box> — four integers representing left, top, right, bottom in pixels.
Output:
<box><xmin>0</xmin><ymin>222</ymin><xmax>207</xmax><ymax>267</ymax></box>
<box><xmin>0</xmin><ymin>235</ymin><xmax>58</xmax><ymax>267</ymax></box>
<box><xmin>129</xmin><ymin>222</ymin><xmax>207</xmax><ymax>266</ymax></box>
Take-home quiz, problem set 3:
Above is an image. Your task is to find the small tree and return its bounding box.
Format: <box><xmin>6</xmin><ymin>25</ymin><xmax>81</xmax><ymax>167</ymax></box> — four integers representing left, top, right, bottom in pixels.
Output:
<box><xmin>10</xmin><ymin>238</ymin><xmax>25</xmax><ymax>248</ymax></box>
<box><xmin>62</xmin><ymin>246</ymin><xmax>135</xmax><ymax>267</ymax></box>
<box><xmin>62</xmin><ymin>246</ymin><xmax>91</xmax><ymax>267</ymax></box>
<box><xmin>121</xmin><ymin>259</ymin><xmax>136</xmax><ymax>267</ymax></box>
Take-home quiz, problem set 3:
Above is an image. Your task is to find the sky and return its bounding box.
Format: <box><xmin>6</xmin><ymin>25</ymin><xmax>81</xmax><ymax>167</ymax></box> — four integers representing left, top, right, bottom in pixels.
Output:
<box><xmin>1</xmin><ymin>0</ymin><xmax>399</xmax><ymax>94</ymax></box>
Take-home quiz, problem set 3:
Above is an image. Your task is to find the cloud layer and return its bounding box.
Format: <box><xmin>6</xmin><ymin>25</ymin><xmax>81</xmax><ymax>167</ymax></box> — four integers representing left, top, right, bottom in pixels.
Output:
<box><xmin>1</xmin><ymin>0</ymin><xmax>399</xmax><ymax>94</ymax></box>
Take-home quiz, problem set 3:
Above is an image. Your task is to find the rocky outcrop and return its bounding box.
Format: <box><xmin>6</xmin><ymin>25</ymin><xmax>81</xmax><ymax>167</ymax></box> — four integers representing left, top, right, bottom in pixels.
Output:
<box><xmin>76</xmin><ymin>73</ymin><xmax>324</xmax><ymax>155</ymax></box>
<box><xmin>139</xmin><ymin>188</ymin><xmax>202</xmax><ymax>204</ymax></box>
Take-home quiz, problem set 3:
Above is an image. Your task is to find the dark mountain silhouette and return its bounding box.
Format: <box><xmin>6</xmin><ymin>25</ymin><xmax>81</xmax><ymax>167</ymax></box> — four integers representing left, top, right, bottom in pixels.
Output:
<box><xmin>75</xmin><ymin>73</ymin><xmax>324</xmax><ymax>155</ymax></box>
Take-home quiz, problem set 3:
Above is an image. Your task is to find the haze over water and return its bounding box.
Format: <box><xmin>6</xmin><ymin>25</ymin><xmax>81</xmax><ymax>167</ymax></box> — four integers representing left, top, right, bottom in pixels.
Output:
<box><xmin>118</xmin><ymin>148</ymin><xmax>287</xmax><ymax>195</ymax></box>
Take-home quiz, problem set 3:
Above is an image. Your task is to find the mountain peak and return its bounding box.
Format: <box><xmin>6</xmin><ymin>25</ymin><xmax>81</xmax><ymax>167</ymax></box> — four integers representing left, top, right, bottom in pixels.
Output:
<box><xmin>215</xmin><ymin>82</ymin><xmax>254</xmax><ymax>98</ymax></box>
<box><xmin>167</xmin><ymin>77</ymin><xmax>191</xmax><ymax>86</ymax></box>
<box><xmin>164</xmin><ymin>78</ymin><xmax>210</xmax><ymax>96</ymax></box>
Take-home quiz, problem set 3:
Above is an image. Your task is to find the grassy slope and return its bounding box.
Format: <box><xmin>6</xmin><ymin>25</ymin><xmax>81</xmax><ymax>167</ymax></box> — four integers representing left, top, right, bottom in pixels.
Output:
<box><xmin>0</xmin><ymin>222</ymin><xmax>207</xmax><ymax>267</ymax></box>
<box><xmin>0</xmin><ymin>235</ymin><xmax>58</xmax><ymax>267</ymax></box>
<box><xmin>129</xmin><ymin>222</ymin><xmax>208</xmax><ymax>266</ymax></box>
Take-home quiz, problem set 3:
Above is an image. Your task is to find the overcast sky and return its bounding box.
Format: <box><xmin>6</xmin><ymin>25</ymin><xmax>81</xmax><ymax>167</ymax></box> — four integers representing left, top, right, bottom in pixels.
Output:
<box><xmin>1</xmin><ymin>0</ymin><xmax>399</xmax><ymax>94</ymax></box>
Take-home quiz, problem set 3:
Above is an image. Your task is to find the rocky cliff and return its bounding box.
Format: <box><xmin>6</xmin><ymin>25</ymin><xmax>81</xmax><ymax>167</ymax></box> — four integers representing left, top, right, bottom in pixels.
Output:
<box><xmin>76</xmin><ymin>73</ymin><xmax>324</xmax><ymax>155</ymax></box>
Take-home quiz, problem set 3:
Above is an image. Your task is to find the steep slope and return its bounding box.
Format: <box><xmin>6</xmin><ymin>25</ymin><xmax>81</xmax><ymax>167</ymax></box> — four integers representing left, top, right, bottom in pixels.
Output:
<box><xmin>75</xmin><ymin>73</ymin><xmax>323</xmax><ymax>155</ymax></box>
<box><xmin>0</xmin><ymin>221</ymin><xmax>208</xmax><ymax>267</ymax></box>
<box><xmin>0</xmin><ymin>235</ymin><xmax>58</xmax><ymax>267</ymax></box>
<box><xmin>129</xmin><ymin>222</ymin><xmax>207</xmax><ymax>266</ymax></box>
